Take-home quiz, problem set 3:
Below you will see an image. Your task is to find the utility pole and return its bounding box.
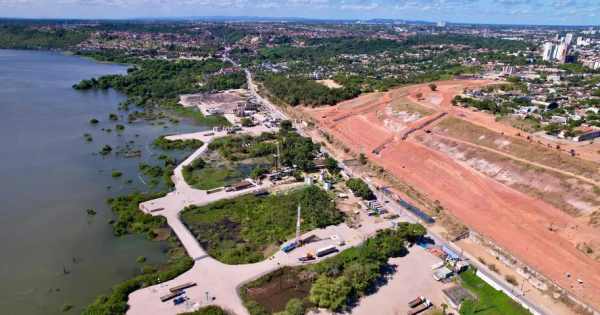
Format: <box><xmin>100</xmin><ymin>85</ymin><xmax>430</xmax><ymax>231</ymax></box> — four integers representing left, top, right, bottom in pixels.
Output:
<box><xmin>296</xmin><ymin>205</ymin><xmax>301</xmax><ymax>243</ymax></box>
<box><xmin>276</xmin><ymin>142</ymin><xmax>281</xmax><ymax>171</ymax></box>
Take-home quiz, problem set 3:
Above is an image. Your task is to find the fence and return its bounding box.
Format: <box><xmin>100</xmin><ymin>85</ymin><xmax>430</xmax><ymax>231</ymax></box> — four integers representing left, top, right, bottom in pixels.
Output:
<box><xmin>381</xmin><ymin>187</ymin><xmax>435</xmax><ymax>224</ymax></box>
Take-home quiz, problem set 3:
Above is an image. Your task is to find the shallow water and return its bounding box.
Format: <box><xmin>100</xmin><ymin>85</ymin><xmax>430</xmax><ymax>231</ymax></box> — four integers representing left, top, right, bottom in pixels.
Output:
<box><xmin>0</xmin><ymin>50</ymin><xmax>208</xmax><ymax>314</ymax></box>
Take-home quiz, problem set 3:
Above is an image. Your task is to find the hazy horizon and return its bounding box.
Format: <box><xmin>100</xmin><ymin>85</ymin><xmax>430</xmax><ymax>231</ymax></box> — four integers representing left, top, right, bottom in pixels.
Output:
<box><xmin>1</xmin><ymin>0</ymin><xmax>599</xmax><ymax>26</ymax></box>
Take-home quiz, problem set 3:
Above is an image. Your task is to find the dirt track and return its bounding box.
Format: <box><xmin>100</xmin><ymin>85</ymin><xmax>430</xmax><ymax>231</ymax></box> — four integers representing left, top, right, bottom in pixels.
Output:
<box><xmin>304</xmin><ymin>80</ymin><xmax>600</xmax><ymax>311</ymax></box>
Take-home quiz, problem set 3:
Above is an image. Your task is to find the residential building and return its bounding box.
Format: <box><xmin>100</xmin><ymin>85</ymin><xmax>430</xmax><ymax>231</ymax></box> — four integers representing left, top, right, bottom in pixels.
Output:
<box><xmin>502</xmin><ymin>66</ymin><xmax>517</xmax><ymax>76</ymax></box>
<box><xmin>565</xmin><ymin>33</ymin><xmax>573</xmax><ymax>44</ymax></box>
<box><xmin>543</xmin><ymin>42</ymin><xmax>554</xmax><ymax>61</ymax></box>
<box><xmin>437</xmin><ymin>21</ymin><xmax>446</xmax><ymax>27</ymax></box>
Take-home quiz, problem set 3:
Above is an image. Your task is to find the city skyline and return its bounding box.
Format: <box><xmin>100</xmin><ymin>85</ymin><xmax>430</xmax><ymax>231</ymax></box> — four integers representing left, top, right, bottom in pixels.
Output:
<box><xmin>1</xmin><ymin>0</ymin><xmax>600</xmax><ymax>26</ymax></box>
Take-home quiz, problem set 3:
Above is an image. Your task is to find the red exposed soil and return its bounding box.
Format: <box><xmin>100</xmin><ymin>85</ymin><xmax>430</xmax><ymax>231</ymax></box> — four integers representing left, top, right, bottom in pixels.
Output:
<box><xmin>303</xmin><ymin>80</ymin><xmax>600</xmax><ymax>310</ymax></box>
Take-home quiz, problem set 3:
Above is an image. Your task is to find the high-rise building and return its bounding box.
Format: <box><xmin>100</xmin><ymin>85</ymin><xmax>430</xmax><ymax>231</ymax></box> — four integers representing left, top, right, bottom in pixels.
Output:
<box><xmin>483</xmin><ymin>28</ymin><xmax>490</xmax><ymax>38</ymax></box>
<box><xmin>565</xmin><ymin>33</ymin><xmax>573</xmax><ymax>44</ymax></box>
<box><xmin>555</xmin><ymin>34</ymin><xmax>561</xmax><ymax>41</ymax></box>
<box><xmin>437</xmin><ymin>21</ymin><xmax>446</xmax><ymax>27</ymax></box>
<box><xmin>543</xmin><ymin>42</ymin><xmax>554</xmax><ymax>61</ymax></box>
<box><xmin>502</xmin><ymin>66</ymin><xmax>517</xmax><ymax>76</ymax></box>
<box><xmin>556</xmin><ymin>42</ymin><xmax>570</xmax><ymax>63</ymax></box>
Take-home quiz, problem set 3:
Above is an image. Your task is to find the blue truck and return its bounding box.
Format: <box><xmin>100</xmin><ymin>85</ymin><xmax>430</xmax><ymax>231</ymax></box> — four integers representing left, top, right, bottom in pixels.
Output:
<box><xmin>282</xmin><ymin>241</ymin><xmax>298</xmax><ymax>253</ymax></box>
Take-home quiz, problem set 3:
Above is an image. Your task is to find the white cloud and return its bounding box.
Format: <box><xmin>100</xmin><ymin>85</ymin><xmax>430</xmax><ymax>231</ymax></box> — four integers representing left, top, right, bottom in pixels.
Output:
<box><xmin>256</xmin><ymin>1</ymin><xmax>278</xmax><ymax>8</ymax></box>
<box><xmin>341</xmin><ymin>2</ymin><xmax>377</xmax><ymax>9</ymax></box>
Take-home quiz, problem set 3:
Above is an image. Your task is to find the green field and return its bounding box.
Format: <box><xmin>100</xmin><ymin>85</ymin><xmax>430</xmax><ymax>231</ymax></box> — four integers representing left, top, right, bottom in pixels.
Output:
<box><xmin>180</xmin><ymin>186</ymin><xmax>345</xmax><ymax>265</ymax></box>
<box><xmin>459</xmin><ymin>269</ymin><xmax>531</xmax><ymax>315</ymax></box>
<box><xmin>189</xmin><ymin>166</ymin><xmax>246</xmax><ymax>190</ymax></box>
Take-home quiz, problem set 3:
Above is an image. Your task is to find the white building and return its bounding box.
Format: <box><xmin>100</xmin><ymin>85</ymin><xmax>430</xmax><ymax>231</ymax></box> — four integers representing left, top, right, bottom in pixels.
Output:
<box><xmin>565</xmin><ymin>33</ymin><xmax>573</xmax><ymax>44</ymax></box>
<box><xmin>437</xmin><ymin>21</ymin><xmax>446</xmax><ymax>27</ymax></box>
<box><xmin>556</xmin><ymin>42</ymin><xmax>570</xmax><ymax>63</ymax></box>
<box><xmin>543</xmin><ymin>42</ymin><xmax>554</xmax><ymax>61</ymax></box>
<box><xmin>502</xmin><ymin>66</ymin><xmax>517</xmax><ymax>76</ymax></box>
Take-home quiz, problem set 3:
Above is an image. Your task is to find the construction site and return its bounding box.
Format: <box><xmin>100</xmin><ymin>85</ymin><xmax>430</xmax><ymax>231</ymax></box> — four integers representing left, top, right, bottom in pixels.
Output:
<box><xmin>297</xmin><ymin>79</ymin><xmax>600</xmax><ymax>313</ymax></box>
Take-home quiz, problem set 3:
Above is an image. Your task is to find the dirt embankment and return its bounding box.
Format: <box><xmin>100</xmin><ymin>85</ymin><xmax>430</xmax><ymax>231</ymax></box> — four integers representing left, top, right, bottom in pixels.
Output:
<box><xmin>433</xmin><ymin>117</ymin><xmax>600</xmax><ymax>183</ymax></box>
<box><xmin>298</xmin><ymin>80</ymin><xmax>600</xmax><ymax>311</ymax></box>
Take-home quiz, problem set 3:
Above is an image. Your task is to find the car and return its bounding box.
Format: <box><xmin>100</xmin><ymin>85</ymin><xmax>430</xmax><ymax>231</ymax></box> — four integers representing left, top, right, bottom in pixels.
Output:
<box><xmin>338</xmin><ymin>240</ymin><xmax>345</xmax><ymax>246</ymax></box>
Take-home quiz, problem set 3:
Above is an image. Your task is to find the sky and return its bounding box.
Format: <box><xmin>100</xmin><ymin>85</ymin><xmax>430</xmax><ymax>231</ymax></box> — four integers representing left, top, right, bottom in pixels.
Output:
<box><xmin>1</xmin><ymin>0</ymin><xmax>599</xmax><ymax>25</ymax></box>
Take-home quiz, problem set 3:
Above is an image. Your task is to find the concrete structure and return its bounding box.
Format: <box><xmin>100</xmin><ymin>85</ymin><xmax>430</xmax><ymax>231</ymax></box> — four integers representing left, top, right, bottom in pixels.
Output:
<box><xmin>437</xmin><ymin>21</ymin><xmax>446</xmax><ymax>27</ymax></box>
<box><xmin>502</xmin><ymin>66</ymin><xmax>517</xmax><ymax>76</ymax></box>
<box><xmin>442</xmin><ymin>285</ymin><xmax>476</xmax><ymax>310</ymax></box>
<box><xmin>556</xmin><ymin>42</ymin><xmax>570</xmax><ymax>63</ymax></box>
<box><xmin>565</xmin><ymin>33</ymin><xmax>573</xmax><ymax>45</ymax></box>
<box><xmin>572</xmin><ymin>127</ymin><xmax>600</xmax><ymax>142</ymax></box>
<box><xmin>543</xmin><ymin>42</ymin><xmax>554</xmax><ymax>61</ymax></box>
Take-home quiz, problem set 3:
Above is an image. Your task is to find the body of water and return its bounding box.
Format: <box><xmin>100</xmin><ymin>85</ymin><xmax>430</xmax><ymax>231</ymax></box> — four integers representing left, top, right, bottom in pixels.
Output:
<box><xmin>0</xmin><ymin>50</ymin><xmax>208</xmax><ymax>314</ymax></box>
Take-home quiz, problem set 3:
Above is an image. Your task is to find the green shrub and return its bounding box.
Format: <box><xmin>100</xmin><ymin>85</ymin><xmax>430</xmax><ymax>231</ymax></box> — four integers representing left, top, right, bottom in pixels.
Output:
<box><xmin>141</xmin><ymin>266</ymin><xmax>155</xmax><ymax>274</ymax></box>
<box><xmin>99</xmin><ymin>145</ymin><xmax>112</xmax><ymax>155</ymax></box>
<box><xmin>90</xmin><ymin>119</ymin><xmax>99</xmax><ymax>124</ymax></box>
<box><xmin>61</xmin><ymin>303</ymin><xmax>72</xmax><ymax>312</ymax></box>
<box><xmin>505</xmin><ymin>275</ymin><xmax>518</xmax><ymax>286</ymax></box>
<box><xmin>86</xmin><ymin>209</ymin><xmax>96</xmax><ymax>215</ymax></box>
<box><xmin>136</xmin><ymin>256</ymin><xmax>146</xmax><ymax>263</ymax></box>
<box><xmin>346</xmin><ymin>178</ymin><xmax>374</xmax><ymax>200</ymax></box>
<box><xmin>111</xmin><ymin>171</ymin><xmax>122</xmax><ymax>178</ymax></box>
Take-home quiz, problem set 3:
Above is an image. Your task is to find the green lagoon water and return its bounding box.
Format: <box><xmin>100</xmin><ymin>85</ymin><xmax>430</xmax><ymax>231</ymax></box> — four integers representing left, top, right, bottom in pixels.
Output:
<box><xmin>0</xmin><ymin>50</ymin><xmax>208</xmax><ymax>314</ymax></box>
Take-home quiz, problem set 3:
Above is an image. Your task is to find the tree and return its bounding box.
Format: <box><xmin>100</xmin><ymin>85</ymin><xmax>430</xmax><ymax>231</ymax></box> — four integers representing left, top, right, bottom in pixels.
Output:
<box><xmin>285</xmin><ymin>298</ymin><xmax>308</xmax><ymax>315</ymax></box>
<box><xmin>347</xmin><ymin>178</ymin><xmax>375</xmax><ymax>200</ymax></box>
<box><xmin>416</xmin><ymin>92</ymin><xmax>423</xmax><ymax>99</ymax></box>
<box><xmin>90</xmin><ymin>118</ymin><xmax>99</xmax><ymax>124</ymax></box>
<box><xmin>241</xmin><ymin>118</ymin><xmax>252</xmax><ymax>127</ymax></box>
<box><xmin>544</xmin><ymin>123</ymin><xmax>562</xmax><ymax>135</ymax></box>
<box><xmin>429</xmin><ymin>84</ymin><xmax>437</xmax><ymax>91</ymax></box>
<box><xmin>280</xmin><ymin>120</ymin><xmax>293</xmax><ymax>131</ymax></box>
<box><xmin>324</xmin><ymin>156</ymin><xmax>339</xmax><ymax>174</ymax></box>
<box><xmin>441</xmin><ymin>303</ymin><xmax>448</xmax><ymax>314</ymax></box>
<box><xmin>309</xmin><ymin>276</ymin><xmax>352</xmax><ymax>311</ymax></box>
<box><xmin>358</xmin><ymin>153</ymin><xmax>367</xmax><ymax>165</ymax></box>
<box><xmin>108</xmin><ymin>113</ymin><xmax>118</xmax><ymax>121</ymax></box>
<box><xmin>344</xmin><ymin>263</ymin><xmax>380</xmax><ymax>296</ymax></box>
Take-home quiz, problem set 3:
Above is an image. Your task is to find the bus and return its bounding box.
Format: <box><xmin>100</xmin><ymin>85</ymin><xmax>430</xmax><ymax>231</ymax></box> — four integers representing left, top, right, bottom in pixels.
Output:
<box><xmin>316</xmin><ymin>245</ymin><xmax>336</xmax><ymax>257</ymax></box>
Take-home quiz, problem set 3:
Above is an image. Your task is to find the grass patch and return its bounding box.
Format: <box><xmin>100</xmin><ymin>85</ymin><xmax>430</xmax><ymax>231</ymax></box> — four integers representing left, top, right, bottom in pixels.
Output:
<box><xmin>497</xmin><ymin>116</ymin><xmax>541</xmax><ymax>133</ymax></box>
<box><xmin>459</xmin><ymin>269</ymin><xmax>531</xmax><ymax>315</ymax></box>
<box><xmin>172</xmin><ymin>106</ymin><xmax>231</xmax><ymax>127</ymax></box>
<box><xmin>152</xmin><ymin>135</ymin><xmax>203</xmax><ymax>150</ymax></box>
<box><xmin>190</xmin><ymin>166</ymin><xmax>246</xmax><ymax>190</ymax></box>
<box><xmin>180</xmin><ymin>186</ymin><xmax>345</xmax><ymax>265</ymax></box>
<box><xmin>390</xmin><ymin>98</ymin><xmax>435</xmax><ymax>116</ymax></box>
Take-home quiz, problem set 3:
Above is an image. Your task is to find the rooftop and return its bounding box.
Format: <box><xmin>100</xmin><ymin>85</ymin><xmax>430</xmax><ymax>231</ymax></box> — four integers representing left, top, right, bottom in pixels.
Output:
<box><xmin>442</xmin><ymin>285</ymin><xmax>476</xmax><ymax>306</ymax></box>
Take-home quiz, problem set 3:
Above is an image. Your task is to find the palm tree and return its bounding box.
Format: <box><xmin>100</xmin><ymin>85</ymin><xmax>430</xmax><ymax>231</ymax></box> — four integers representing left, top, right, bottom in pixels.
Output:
<box><xmin>441</xmin><ymin>303</ymin><xmax>448</xmax><ymax>315</ymax></box>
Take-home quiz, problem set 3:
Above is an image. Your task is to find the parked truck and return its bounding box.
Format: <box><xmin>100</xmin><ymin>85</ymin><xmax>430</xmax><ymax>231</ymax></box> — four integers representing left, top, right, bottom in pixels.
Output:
<box><xmin>282</xmin><ymin>241</ymin><xmax>298</xmax><ymax>253</ymax></box>
<box><xmin>407</xmin><ymin>300</ymin><xmax>431</xmax><ymax>315</ymax></box>
<box><xmin>432</xmin><ymin>266</ymin><xmax>453</xmax><ymax>281</ymax></box>
<box><xmin>297</xmin><ymin>252</ymin><xmax>315</xmax><ymax>262</ymax></box>
<box><xmin>408</xmin><ymin>296</ymin><xmax>425</xmax><ymax>308</ymax></box>
<box><xmin>160</xmin><ymin>289</ymin><xmax>184</xmax><ymax>302</ymax></box>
